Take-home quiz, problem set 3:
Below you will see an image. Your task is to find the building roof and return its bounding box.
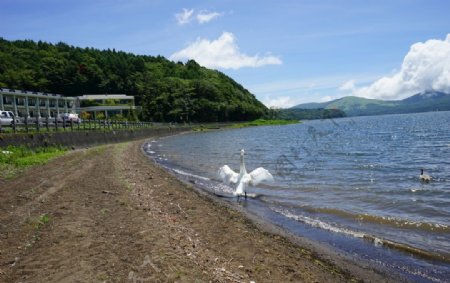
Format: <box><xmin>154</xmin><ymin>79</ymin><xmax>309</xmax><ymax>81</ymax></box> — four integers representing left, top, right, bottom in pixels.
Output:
<box><xmin>0</xmin><ymin>88</ymin><xmax>74</xmax><ymax>100</ymax></box>
<box><xmin>78</xmin><ymin>94</ymin><xmax>134</xmax><ymax>100</ymax></box>
<box><xmin>0</xmin><ymin>89</ymin><xmax>135</xmax><ymax>102</ymax></box>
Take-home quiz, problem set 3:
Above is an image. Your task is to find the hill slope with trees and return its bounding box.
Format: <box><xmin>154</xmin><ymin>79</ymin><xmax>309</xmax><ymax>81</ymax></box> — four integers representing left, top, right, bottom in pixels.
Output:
<box><xmin>0</xmin><ymin>38</ymin><xmax>267</xmax><ymax>122</ymax></box>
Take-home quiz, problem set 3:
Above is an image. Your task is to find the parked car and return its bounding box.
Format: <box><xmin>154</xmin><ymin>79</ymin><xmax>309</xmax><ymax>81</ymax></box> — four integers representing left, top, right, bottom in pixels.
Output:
<box><xmin>0</xmin><ymin>111</ymin><xmax>21</xmax><ymax>126</ymax></box>
<box><xmin>57</xmin><ymin>113</ymin><xmax>81</xmax><ymax>124</ymax></box>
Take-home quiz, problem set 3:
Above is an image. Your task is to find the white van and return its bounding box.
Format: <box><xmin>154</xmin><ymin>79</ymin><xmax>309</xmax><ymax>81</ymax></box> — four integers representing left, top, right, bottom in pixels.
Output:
<box><xmin>0</xmin><ymin>111</ymin><xmax>20</xmax><ymax>126</ymax></box>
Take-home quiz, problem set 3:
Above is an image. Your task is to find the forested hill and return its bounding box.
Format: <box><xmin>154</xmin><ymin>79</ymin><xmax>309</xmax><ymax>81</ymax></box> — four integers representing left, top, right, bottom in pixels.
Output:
<box><xmin>0</xmin><ymin>38</ymin><xmax>268</xmax><ymax>122</ymax></box>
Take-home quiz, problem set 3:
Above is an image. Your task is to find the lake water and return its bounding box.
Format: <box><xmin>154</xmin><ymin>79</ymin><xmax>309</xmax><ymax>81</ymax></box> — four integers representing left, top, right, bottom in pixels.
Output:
<box><xmin>144</xmin><ymin>111</ymin><xmax>450</xmax><ymax>282</ymax></box>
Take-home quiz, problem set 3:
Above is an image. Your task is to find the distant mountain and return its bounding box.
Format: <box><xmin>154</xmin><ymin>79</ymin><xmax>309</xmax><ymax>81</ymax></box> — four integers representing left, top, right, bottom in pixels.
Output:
<box><xmin>292</xmin><ymin>92</ymin><xmax>450</xmax><ymax>116</ymax></box>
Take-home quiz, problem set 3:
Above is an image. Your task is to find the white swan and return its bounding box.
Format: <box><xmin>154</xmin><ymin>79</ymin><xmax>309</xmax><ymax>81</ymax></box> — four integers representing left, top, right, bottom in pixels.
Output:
<box><xmin>218</xmin><ymin>149</ymin><xmax>274</xmax><ymax>199</ymax></box>
<box><xmin>419</xmin><ymin>169</ymin><xmax>431</xmax><ymax>183</ymax></box>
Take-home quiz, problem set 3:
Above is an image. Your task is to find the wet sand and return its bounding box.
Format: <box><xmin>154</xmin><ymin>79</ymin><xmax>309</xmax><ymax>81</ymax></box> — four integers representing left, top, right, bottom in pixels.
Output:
<box><xmin>0</xmin><ymin>140</ymin><xmax>398</xmax><ymax>282</ymax></box>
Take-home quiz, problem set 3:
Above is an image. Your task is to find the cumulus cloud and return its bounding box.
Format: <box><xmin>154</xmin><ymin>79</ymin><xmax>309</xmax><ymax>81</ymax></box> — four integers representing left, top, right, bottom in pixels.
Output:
<box><xmin>170</xmin><ymin>32</ymin><xmax>282</xmax><ymax>69</ymax></box>
<box><xmin>196</xmin><ymin>11</ymin><xmax>221</xmax><ymax>24</ymax></box>
<box><xmin>175</xmin><ymin>8</ymin><xmax>194</xmax><ymax>25</ymax></box>
<box><xmin>263</xmin><ymin>96</ymin><xmax>296</xmax><ymax>108</ymax></box>
<box><xmin>339</xmin><ymin>80</ymin><xmax>356</xmax><ymax>91</ymax></box>
<box><xmin>351</xmin><ymin>34</ymin><xmax>450</xmax><ymax>100</ymax></box>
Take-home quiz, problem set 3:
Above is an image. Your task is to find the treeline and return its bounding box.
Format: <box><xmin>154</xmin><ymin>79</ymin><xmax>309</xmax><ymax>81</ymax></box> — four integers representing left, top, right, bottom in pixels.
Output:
<box><xmin>276</xmin><ymin>108</ymin><xmax>346</xmax><ymax>120</ymax></box>
<box><xmin>0</xmin><ymin>38</ymin><xmax>267</xmax><ymax>122</ymax></box>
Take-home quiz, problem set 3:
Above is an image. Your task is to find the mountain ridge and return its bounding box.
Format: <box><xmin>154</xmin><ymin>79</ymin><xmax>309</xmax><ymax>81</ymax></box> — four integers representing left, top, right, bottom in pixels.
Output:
<box><xmin>292</xmin><ymin>91</ymin><xmax>450</xmax><ymax>116</ymax></box>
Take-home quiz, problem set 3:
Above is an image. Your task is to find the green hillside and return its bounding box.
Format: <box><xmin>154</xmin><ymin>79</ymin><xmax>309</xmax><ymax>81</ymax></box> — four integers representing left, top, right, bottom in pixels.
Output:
<box><xmin>0</xmin><ymin>38</ymin><xmax>267</xmax><ymax>122</ymax></box>
<box><xmin>325</xmin><ymin>96</ymin><xmax>397</xmax><ymax>116</ymax></box>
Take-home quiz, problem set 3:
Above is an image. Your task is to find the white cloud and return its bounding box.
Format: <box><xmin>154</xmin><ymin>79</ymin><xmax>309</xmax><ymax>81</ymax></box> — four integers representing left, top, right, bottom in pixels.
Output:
<box><xmin>170</xmin><ymin>32</ymin><xmax>282</xmax><ymax>69</ymax></box>
<box><xmin>352</xmin><ymin>34</ymin><xmax>450</xmax><ymax>100</ymax></box>
<box><xmin>339</xmin><ymin>79</ymin><xmax>356</xmax><ymax>91</ymax></box>
<box><xmin>320</xmin><ymin>95</ymin><xmax>334</xmax><ymax>102</ymax></box>
<box><xmin>175</xmin><ymin>8</ymin><xmax>194</xmax><ymax>25</ymax></box>
<box><xmin>175</xmin><ymin>9</ymin><xmax>222</xmax><ymax>25</ymax></box>
<box><xmin>196</xmin><ymin>11</ymin><xmax>221</xmax><ymax>24</ymax></box>
<box><xmin>263</xmin><ymin>96</ymin><xmax>296</xmax><ymax>108</ymax></box>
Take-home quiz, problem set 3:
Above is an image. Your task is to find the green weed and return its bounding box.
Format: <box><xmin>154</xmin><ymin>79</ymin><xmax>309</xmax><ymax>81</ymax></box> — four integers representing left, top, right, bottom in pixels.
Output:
<box><xmin>0</xmin><ymin>145</ymin><xmax>67</xmax><ymax>178</ymax></box>
<box><xmin>34</xmin><ymin>213</ymin><xmax>50</xmax><ymax>229</ymax></box>
<box><xmin>229</xmin><ymin>119</ymin><xmax>298</xmax><ymax>129</ymax></box>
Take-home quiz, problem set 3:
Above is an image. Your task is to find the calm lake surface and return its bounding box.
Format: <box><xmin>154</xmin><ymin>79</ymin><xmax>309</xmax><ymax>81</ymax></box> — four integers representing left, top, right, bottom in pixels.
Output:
<box><xmin>145</xmin><ymin>111</ymin><xmax>450</xmax><ymax>282</ymax></box>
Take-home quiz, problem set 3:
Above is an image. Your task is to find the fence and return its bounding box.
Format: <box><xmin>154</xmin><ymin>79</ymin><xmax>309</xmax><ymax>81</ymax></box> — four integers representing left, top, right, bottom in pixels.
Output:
<box><xmin>0</xmin><ymin>117</ymin><xmax>156</xmax><ymax>134</ymax></box>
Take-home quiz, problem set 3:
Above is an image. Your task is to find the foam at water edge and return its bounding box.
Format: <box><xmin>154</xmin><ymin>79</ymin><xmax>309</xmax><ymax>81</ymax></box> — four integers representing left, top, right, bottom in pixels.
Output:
<box><xmin>172</xmin><ymin>168</ymin><xmax>210</xmax><ymax>181</ymax></box>
<box><xmin>170</xmin><ymin>167</ymin><xmax>236</xmax><ymax>195</ymax></box>
<box><xmin>214</xmin><ymin>182</ymin><xmax>236</xmax><ymax>195</ymax></box>
<box><xmin>271</xmin><ymin>207</ymin><xmax>450</xmax><ymax>264</ymax></box>
<box><xmin>271</xmin><ymin>207</ymin><xmax>367</xmax><ymax>239</ymax></box>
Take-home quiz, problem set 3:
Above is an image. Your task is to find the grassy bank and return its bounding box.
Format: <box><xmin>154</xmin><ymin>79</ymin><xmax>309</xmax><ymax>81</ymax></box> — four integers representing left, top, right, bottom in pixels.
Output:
<box><xmin>0</xmin><ymin>145</ymin><xmax>67</xmax><ymax>178</ymax></box>
<box><xmin>230</xmin><ymin>119</ymin><xmax>299</xmax><ymax>128</ymax></box>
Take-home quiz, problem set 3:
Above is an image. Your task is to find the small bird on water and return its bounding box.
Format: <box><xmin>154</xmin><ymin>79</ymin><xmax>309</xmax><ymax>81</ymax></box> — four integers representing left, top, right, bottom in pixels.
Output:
<box><xmin>218</xmin><ymin>149</ymin><xmax>274</xmax><ymax>200</ymax></box>
<box><xmin>419</xmin><ymin>169</ymin><xmax>431</xmax><ymax>183</ymax></box>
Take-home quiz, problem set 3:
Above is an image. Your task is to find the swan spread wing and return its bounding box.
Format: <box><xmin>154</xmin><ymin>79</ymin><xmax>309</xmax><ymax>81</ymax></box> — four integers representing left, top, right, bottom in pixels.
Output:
<box><xmin>218</xmin><ymin>165</ymin><xmax>239</xmax><ymax>184</ymax></box>
<box><xmin>249</xmin><ymin>167</ymin><xmax>274</xmax><ymax>186</ymax></box>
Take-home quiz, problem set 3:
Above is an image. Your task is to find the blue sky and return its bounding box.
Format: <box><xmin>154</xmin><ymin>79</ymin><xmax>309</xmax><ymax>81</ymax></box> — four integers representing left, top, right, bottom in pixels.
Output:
<box><xmin>1</xmin><ymin>0</ymin><xmax>450</xmax><ymax>107</ymax></box>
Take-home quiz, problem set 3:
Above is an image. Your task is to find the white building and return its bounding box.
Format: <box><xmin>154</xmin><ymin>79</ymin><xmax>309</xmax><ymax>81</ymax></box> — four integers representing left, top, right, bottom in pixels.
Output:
<box><xmin>0</xmin><ymin>88</ymin><xmax>75</xmax><ymax>118</ymax></box>
<box><xmin>75</xmin><ymin>94</ymin><xmax>136</xmax><ymax>119</ymax></box>
<box><xmin>0</xmin><ymin>88</ymin><xmax>136</xmax><ymax>119</ymax></box>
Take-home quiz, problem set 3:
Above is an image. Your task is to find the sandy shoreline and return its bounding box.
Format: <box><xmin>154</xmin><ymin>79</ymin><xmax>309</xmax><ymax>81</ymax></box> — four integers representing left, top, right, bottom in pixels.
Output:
<box><xmin>0</xmin><ymin>139</ymin><xmax>399</xmax><ymax>282</ymax></box>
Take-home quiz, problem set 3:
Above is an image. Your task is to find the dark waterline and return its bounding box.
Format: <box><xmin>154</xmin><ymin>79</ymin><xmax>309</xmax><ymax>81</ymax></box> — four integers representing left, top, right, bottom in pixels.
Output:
<box><xmin>145</xmin><ymin>111</ymin><xmax>450</xmax><ymax>282</ymax></box>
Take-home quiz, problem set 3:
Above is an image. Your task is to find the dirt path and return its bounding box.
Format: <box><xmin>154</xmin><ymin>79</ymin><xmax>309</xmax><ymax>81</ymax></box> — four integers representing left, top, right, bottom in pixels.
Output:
<box><xmin>0</xmin><ymin>141</ymin><xmax>394</xmax><ymax>282</ymax></box>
